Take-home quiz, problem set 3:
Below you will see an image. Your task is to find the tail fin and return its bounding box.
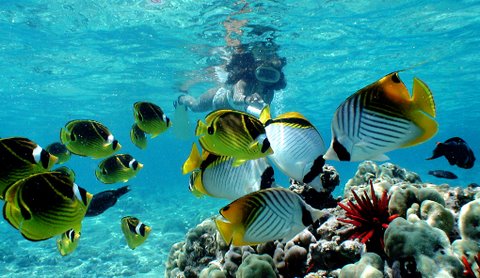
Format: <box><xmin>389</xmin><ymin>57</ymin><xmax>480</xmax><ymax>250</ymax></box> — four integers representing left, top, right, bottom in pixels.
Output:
<box><xmin>195</xmin><ymin>120</ymin><xmax>207</xmax><ymax>136</ymax></box>
<box><xmin>412</xmin><ymin>77</ymin><xmax>436</xmax><ymax>118</ymax></box>
<box><xmin>182</xmin><ymin>143</ymin><xmax>202</xmax><ymax>174</ymax></box>
<box><xmin>115</xmin><ymin>186</ymin><xmax>131</xmax><ymax>198</ymax></box>
<box><xmin>259</xmin><ymin>105</ymin><xmax>272</xmax><ymax>125</ymax></box>
<box><xmin>260</xmin><ymin>166</ymin><xmax>275</xmax><ymax>189</ymax></box>
<box><xmin>60</xmin><ymin>128</ymin><xmax>70</xmax><ymax>145</ymax></box>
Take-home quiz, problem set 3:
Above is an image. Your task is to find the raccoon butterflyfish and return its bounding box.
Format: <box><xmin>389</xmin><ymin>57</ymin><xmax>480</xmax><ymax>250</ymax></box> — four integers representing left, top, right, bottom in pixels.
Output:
<box><xmin>60</xmin><ymin>119</ymin><xmax>121</xmax><ymax>159</ymax></box>
<box><xmin>323</xmin><ymin>72</ymin><xmax>438</xmax><ymax>162</ymax></box>
<box><xmin>85</xmin><ymin>185</ymin><xmax>130</xmax><ymax>217</ymax></box>
<box><xmin>3</xmin><ymin>172</ymin><xmax>92</xmax><ymax>241</ymax></box>
<box><xmin>195</xmin><ymin>109</ymin><xmax>273</xmax><ymax>166</ymax></box>
<box><xmin>215</xmin><ymin>187</ymin><xmax>326</xmax><ymax>246</ymax></box>
<box><xmin>182</xmin><ymin>143</ymin><xmax>274</xmax><ymax>200</ymax></box>
<box><xmin>95</xmin><ymin>154</ymin><xmax>143</xmax><ymax>184</ymax></box>
<box><xmin>0</xmin><ymin>137</ymin><xmax>57</xmax><ymax>199</ymax></box>
<box><xmin>56</xmin><ymin>229</ymin><xmax>80</xmax><ymax>256</ymax></box>
<box><xmin>53</xmin><ymin>166</ymin><xmax>76</xmax><ymax>182</ymax></box>
<box><xmin>133</xmin><ymin>101</ymin><xmax>171</xmax><ymax>138</ymax></box>
<box><xmin>45</xmin><ymin>142</ymin><xmax>71</xmax><ymax>164</ymax></box>
<box><xmin>259</xmin><ymin>105</ymin><xmax>327</xmax><ymax>191</ymax></box>
<box><xmin>121</xmin><ymin>216</ymin><xmax>151</xmax><ymax>250</ymax></box>
<box><xmin>130</xmin><ymin>123</ymin><xmax>148</xmax><ymax>150</ymax></box>
<box><xmin>427</xmin><ymin>137</ymin><xmax>475</xmax><ymax>169</ymax></box>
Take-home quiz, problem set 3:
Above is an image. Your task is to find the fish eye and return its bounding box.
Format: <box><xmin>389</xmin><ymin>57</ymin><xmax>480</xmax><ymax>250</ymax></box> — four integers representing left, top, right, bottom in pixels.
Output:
<box><xmin>70</xmin><ymin>133</ymin><xmax>76</xmax><ymax>141</ymax></box>
<box><xmin>391</xmin><ymin>72</ymin><xmax>401</xmax><ymax>83</ymax></box>
<box><xmin>102</xmin><ymin>168</ymin><xmax>108</xmax><ymax>175</ymax></box>
<box><xmin>137</xmin><ymin>112</ymin><xmax>143</xmax><ymax>122</ymax></box>
<box><xmin>207</xmin><ymin>125</ymin><xmax>214</xmax><ymax>135</ymax></box>
<box><xmin>40</xmin><ymin>149</ymin><xmax>51</xmax><ymax>169</ymax></box>
<box><xmin>130</xmin><ymin>160</ymin><xmax>139</xmax><ymax>170</ymax></box>
<box><xmin>112</xmin><ymin>140</ymin><xmax>119</xmax><ymax>150</ymax></box>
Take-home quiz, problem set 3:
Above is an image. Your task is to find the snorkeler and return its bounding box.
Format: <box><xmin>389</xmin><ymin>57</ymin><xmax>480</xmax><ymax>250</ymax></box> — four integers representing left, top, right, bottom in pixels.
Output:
<box><xmin>177</xmin><ymin>42</ymin><xmax>287</xmax><ymax>116</ymax></box>
<box><xmin>176</xmin><ymin>5</ymin><xmax>286</xmax><ymax>116</ymax></box>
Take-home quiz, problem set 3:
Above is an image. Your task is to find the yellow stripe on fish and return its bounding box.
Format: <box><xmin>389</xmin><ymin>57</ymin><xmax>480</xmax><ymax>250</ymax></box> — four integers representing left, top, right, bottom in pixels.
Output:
<box><xmin>0</xmin><ymin>137</ymin><xmax>58</xmax><ymax>199</ymax></box>
<box><xmin>3</xmin><ymin>172</ymin><xmax>92</xmax><ymax>241</ymax></box>
<box><xmin>323</xmin><ymin>72</ymin><xmax>438</xmax><ymax>162</ymax></box>
<box><xmin>215</xmin><ymin>188</ymin><xmax>325</xmax><ymax>246</ymax></box>
<box><xmin>133</xmin><ymin>102</ymin><xmax>171</xmax><ymax>138</ymax></box>
<box><xmin>195</xmin><ymin>109</ymin><xmax>273</xmax><ymax>166</ymax></box>
<box><xmin>95</xmin><ymin>154</ymin><xmax>143</xmax><ymax>184</ymax></box>
<box><xmin>60</xmin><ymin>119</ymin><xmax>121</xmax><ymax>159</ymax></box>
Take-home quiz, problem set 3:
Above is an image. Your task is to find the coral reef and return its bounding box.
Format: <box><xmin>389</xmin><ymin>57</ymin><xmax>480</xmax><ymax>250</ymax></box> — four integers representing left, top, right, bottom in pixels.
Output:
<box><xmin>166</xmin><ymin>161</ymin><xmax>480</xmax><ymax>278</ymax></box>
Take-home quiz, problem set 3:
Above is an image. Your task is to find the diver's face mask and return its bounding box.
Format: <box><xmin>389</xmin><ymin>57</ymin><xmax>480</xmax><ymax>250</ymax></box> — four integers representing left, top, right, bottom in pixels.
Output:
<box><xmin>255</xmin><ymin>65</ymin><xmax>281</xmax><ymax>84</ymax></box>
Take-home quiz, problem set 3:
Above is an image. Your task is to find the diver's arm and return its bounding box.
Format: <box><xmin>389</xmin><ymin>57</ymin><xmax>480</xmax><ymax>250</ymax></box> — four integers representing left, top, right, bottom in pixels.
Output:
<box><xmin>232</xmin><ymin>79</ymin><xmax>248</xmax><ymax>107</ymax></box>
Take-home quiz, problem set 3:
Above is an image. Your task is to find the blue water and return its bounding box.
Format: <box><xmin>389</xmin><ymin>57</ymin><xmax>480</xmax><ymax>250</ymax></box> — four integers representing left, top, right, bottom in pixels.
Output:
<box><xmin>0</xmin><ymin>0</ymin><xmax>479</xmax><ymax>276</ymax></box>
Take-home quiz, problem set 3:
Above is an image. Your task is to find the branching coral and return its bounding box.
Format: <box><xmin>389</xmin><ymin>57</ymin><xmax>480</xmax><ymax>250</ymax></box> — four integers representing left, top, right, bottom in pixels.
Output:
<box><xmin>338</xmin><ymin>179</ymin><xmax>398</xmax><ymax>253</ymax></box>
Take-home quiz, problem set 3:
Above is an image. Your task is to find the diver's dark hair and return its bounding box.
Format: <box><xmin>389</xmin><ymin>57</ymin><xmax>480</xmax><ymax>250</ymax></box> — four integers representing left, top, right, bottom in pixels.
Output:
<box><xmin>226</xmin><ymin>52</ymin><xmax>256</xmax><ymax>85</ymax></box>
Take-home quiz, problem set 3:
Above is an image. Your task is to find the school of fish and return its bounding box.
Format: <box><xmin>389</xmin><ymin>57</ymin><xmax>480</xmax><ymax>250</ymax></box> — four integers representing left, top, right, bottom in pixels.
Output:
<box><xmin>4</xmin><ymin>71</ymin><xmax>475</xmax><ymax>254</ymax></box>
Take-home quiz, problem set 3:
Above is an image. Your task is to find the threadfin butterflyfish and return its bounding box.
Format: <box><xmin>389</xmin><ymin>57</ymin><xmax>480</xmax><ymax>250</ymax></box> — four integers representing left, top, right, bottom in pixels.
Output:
<box><xmin>56</xmin><ymin>229</ymin><xmax>81</xmax><ymax>256</ymax></box>
<box><xmin>182</xmin><ymin>143</ymin><xmax>274</xmax><ymax>200</ymax></box>
<box><xmin>60</xmin><ymin>119</ymin><xmax>121</xmax><ymax>159</ymax></box>
<box><xmin>195</xmin><ymin>109</ymin><xmax>273</xmax><ymax>166</ymax></box>
<box><xmin>133</xmin><ymin>102</ymin><xmax>171</xmax><ymax>138</ymax></box>
<box><xmin>323</xmin><ymin>72</ymin><xmax>438</xmax><ymax>162</ymax></box>
<box><xmin>53</xmin><ymin>166</ymin><xmax>76</xmax><ymax>183</ymax></box>
<box><xmin>0</xmin><ymin>137</ymin><xmax>57</xmax><ymax>199</ymax></box>
<box><xmin>95</xmin><ymin>154</ymin><xmax>143</xmax><ymax>184</ymax></box>
<box><xmin>121</xmin><ymin>216</ymin><xmax>151</xmax><ymax>250</ymax></box>
<box><xmin>215</xmin><ymin>187</ymin><xmax>326</xmax><ymax>246</ymax></box>
<box><xmin>45</xmin><ymin>142</ymin><xmax>71</xmax><ymax>164</ymax></box>
<box><xmin>86</xmin><ymin>186</ymin><xmax>130</xmax><ymax>217</ymax></box>
<box><xmin>3</xmin><ymin>172</ymin><xmax>92</xmax><ymax>241</ymax></box>
<box><xmin>427</xmin><ymin>137</ymin><xmax>475</xmax><ymax>169</ymax></box>
<box><xmin>130</xmin><ymin>123</ymin><xmax>148</xmax><ymax>150</ymax></box>
<box><xmin>259</xmin><ymin>106</ymin><xmax>327</xmax><ymax>191</ymax></box>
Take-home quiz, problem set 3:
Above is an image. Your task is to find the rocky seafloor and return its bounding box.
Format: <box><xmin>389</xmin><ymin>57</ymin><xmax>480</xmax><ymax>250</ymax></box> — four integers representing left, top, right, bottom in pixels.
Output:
<box><xmin>165</xmin><ymin>161</ymin><xmax>480</xmax><ymax>278</ymax></box>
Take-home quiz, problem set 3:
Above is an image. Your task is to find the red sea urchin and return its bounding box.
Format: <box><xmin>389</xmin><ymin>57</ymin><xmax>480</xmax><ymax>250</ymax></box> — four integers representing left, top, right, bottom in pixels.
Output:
<box><xmin>338</xmin><ymin>180</ymin><xmax>398</xmax><ymax>253</ymax></box>
<box><xmin>462</xmin><ymin>253</ymin><xmax>480</xmax><ymax>277</ymax></box>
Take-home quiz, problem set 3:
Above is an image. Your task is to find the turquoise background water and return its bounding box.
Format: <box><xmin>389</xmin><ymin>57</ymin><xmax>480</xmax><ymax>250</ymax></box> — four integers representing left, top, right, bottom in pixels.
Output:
<box><xmin>0</xmin><ymin>0</ymin><xmax>479</xmax><ymax>276</ymax></box>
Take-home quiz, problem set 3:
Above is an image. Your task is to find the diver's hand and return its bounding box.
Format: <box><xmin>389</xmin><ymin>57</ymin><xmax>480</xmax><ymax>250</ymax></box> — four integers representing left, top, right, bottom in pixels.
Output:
<box><xmin>245</xmin><ymin>93</ymin><xmax>263</xmax><ymax>105</ymax></box>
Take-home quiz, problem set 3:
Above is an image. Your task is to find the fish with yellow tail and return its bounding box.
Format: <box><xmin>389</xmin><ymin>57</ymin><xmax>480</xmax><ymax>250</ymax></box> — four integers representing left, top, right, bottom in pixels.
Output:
<box><xmin>324</xmin><ymin>72</ymin><xmax>438</xmax><ymax>162</ymax></box>
<box><xmin>215</xmin><ymin>187</ymin><xmax>326</xmax><ymax>246</ymax></box>
<box><xmin>45</xmin><ymin>142</ymin><xmax>71</xmax><ymax>164</ymax></box>
<box><xmin>56</xmin><ymin>229</ymin><xmax>81</xmax><ymax>256</ymax></box>
<box><xmin>60</xmin><ymin>119</ymin><xmax>121</xmax><ymax>159</ymax></box>
<box><xmin>121</xmin><ymin>216</ymin><xmax>151</xmax><ymax>250</ymax></box>
<box><xmin>133</xmin><ymin>102</ymin><xmax>171</xmax><ymax>138</ymax></box>
<box><xmin>195</xmin><ymin>109</ymin><xmax>273</xmax><ymax>166</ymax></box>
<box><xmin>130</xmin><ymin>123</ymin><xmax>148</xmax><ymax>150</ymax></box>
<box><xmin>0</xmin><ymin>137</ymin><xmax>58</xmax><ymax>199</ymax></box>
<box><xmin>259</xmin><ymin>106</ymin><xmax>327</xmax><ymax>191</ymax></box>
<box><xmin>95</xmin><ymin>154</ymin><xmax>143</xmax><ymax>184</ymax></box>
<box><xmin>182</xmin><ymin>143</ymin><xmax>274</xmax><ymax>200</ymax></box>
<box><xmin>3</xmin><ymin>172</ymin><xmax>92</xmax><ymax>241</ymax></box>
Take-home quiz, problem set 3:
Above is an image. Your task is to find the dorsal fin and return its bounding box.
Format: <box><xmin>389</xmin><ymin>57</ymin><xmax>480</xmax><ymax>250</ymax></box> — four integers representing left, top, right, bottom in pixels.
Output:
<box><xmin>412</xmin><ymin>77</ymin><xmax>436</xmax><ymax>118</ymax></box>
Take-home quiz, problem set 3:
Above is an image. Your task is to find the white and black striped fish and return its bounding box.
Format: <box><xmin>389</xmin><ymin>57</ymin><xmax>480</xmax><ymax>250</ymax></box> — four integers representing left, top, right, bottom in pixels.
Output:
<box><xmin>215</xmin><ymin>188</ymin><xmax>325</xmax><ymax>246</ymax></box>
<box><xmin>324</xmin><ymin>72</ymin><xmax>438</xmax><ymax>162</ymax></box>
<box><xmin>182</xmin><ymin>143</ymin><xmax>274</xmax><ymax>200</ymax></box>
<box><xmin>260</xmin><ymin>106</ymin><xmax>326</xmax><ymax>191</ymax></box>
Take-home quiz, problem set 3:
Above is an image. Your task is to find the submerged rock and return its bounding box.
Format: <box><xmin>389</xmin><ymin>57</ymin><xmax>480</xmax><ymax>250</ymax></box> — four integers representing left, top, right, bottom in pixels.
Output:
<box><xmin>166</xmin><ymin>161</ymin><xmax>480</xmax><ymax>278</ymax></box>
